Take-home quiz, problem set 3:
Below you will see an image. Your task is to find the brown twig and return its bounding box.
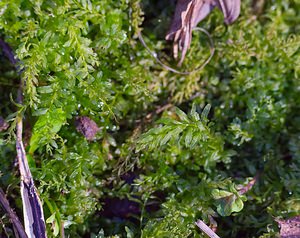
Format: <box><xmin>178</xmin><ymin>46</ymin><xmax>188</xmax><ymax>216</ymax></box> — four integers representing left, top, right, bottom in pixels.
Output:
<box><xmin>0</xmin><ymin>188</ymin><xmax>28</xmax><ymax>238</ymax></box>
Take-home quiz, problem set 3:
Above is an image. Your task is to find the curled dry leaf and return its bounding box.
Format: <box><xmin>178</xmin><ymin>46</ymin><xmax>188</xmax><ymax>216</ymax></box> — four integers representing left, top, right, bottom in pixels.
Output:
<box><xmin>166</xmin><ymin>0</ymin><xmax>241</xmax><ymax>65</ymax></box>
<box><xmin>75</xmin><ymin>116</ymin><xmax>100</xmax><ymax>141</ymax></box>
<box><xmin>276</xmin><ymin>216</ymin><xmax>300</xmax><ymax>238</ymax></box>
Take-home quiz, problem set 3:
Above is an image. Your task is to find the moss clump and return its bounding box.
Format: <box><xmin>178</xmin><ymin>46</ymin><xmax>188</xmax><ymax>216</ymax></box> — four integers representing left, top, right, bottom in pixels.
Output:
<box><xmin>0</xmin><ymin>0</ymin><xmax>299</xmax><ymax>237</ymax></box>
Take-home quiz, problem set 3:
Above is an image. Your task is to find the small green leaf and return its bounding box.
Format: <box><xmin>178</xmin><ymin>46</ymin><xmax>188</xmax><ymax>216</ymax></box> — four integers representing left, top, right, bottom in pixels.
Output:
<box><xmin>106</xmin><ymin>134</ymin><xmax>116</xmax><ymax>147</ymax></box>
<box><xmin>46</xmin><ymin>213</ymin><xmax>59</xmax><ymax>236</ymax></box>
<box><xmin>38</xmin><ymin>85</ymin><xmax>53</xmax><ymax>94</ymax></box>
<box><xmin>160</xmin><ymin>131</ymin><xmax>174</xmax><ymax>146</ymax></box>
<box><xmin>184</xmin><ymin>127</ymin><xmax>193</xmax><ymax>148</ymax></box>
<box><xmin>125</xmin><ymin>226</ymin><xmax>134</xmax><ymax>238</ymax></box>
<box><xmin>32</xmin><ymin>108</ymin><xmax>48</xmax><ymax>116</ymax></box>
<box><xmin>29</xmin><ymin>108</ymin><xmax>66</xmax><ymax>153</ymax></box>
<box><xmin>231</xmin><ymin>197</ymin><xmax>244</xmax><ymax>213</ymax></box>
<box><xmin>201</xmin><ymin>104</ymin><xmax>211</xmax><ymax>122</ymax></box>
<box><xmin>211</xmin><ymin>189</ymin><xmax>233</xmax><ymax>200</ymax></box>
<box><xmin>175</xmin><ymin>107</ymin><xmax>189</xmax><ymax>122</ymax></box>
<box><xmin>212</xmin><ymin>189</ymin><xmax>245</xmax><ymax>216</ymax></box>
<box><xmin>190</xmin><ymin>103</ymin><xmax>200</xmax><ymax>121</ymax></box>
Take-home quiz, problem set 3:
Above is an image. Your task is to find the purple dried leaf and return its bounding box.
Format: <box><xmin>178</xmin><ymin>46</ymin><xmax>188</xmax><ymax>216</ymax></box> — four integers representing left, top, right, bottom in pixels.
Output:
<box><xmin>276</xmin><ymin>216</ymin><xmax>300</xmax><ymax>238</ymax></box>
<box><xmin>166</xmin><ymin>0</ymin><xmax>240</xmax><ymax>65</ymax></box>
<box><xmin>166</xmin><ymin>0</ymin><xmax>209</xmax><ymax>65</ymax></box>
<box><xmin>216</xmin><ymin>0</ymin><xmax>241</xmax><ymax>24</ymax></box>
<box><xmin>75</xmin><ymin>116</ymin><xmax>100</xmax><ymax>141</ymax></box>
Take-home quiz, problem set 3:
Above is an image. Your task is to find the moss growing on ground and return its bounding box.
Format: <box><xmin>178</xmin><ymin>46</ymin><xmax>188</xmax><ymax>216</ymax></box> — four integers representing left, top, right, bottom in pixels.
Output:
<box><xmin>0</xmin><ymin>0</ymin><xmax>299</xmax><ymax>237</ymax></box>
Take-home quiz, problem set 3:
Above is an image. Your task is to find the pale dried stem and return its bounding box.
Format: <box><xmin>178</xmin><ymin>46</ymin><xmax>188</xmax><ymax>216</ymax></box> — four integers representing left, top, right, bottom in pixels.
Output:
<box><xmin>0</xmin><ymin>38</ymin><xmax>47</xmax><ymax>238</ymax></box>
<box><xmin>16</xmin><ymin>87</ymin><xmax>47</xmax><ymax>238</ymax></box>
<box><xmin>195</xmin><ymin>219</ymin><xmax>221</xmax><ymax>238</ymax></box>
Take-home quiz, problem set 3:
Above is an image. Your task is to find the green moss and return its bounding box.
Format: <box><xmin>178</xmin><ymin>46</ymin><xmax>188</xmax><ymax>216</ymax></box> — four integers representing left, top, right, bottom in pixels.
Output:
<box><xmin>0</xmin><ymin>0</ymin><xmax>299</xmax><ymax>237</ymax></box>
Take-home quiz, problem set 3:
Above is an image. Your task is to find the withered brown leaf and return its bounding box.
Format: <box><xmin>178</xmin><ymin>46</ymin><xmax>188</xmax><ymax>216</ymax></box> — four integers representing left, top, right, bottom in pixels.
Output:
<box><xmin>166</xmin><ymin>0</ymin><xmax>240</xmax><ymax>65</ymax></box>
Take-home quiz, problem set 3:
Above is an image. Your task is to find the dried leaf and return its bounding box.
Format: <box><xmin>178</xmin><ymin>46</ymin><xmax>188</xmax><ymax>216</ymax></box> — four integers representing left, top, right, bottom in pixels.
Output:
<box><xmin>16</xmin><ymin>115</ymin><xmax>47</xmax><ymax>238</ymax></box>
<box><xmin>166</xmin><ymin>0</ymin><xmax>240</xmax><ymax>65</ymax></box>
<box><xmin>75</xmin><ymin>116</ymin><xmax>100</xmax><ymax>141</ymax></box>
<box><xmin>276</xmin><ymin>216</ymin><xmax>300</xmax><ymax>238</ymax></box>
<box><xmin>1</xmin><ymin>38</ymin><xmax>47</xmax><ymax>238</ymax></box>
<box><xmin>217</xmin><ymin>0</ymin><xmax>241</xmax><ymax>24</ymax></box>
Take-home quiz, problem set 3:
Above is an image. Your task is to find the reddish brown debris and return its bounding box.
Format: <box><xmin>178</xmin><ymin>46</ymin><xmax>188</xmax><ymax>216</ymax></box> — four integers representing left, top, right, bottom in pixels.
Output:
<box><xmin>276</xmin><ymin>216</ymin><xmax>300</xmax><ymax>238</ymax></box>
<box><xmin>238</xmin><ymin>173</ymin><xmax>259</xmax><ymax>195</ymax></box>
<box><xmin>166</xmin><ymin>0</ymin><xmax>240</xmax><ymax>65</ymax></box>
<box><xmin>0</xmin><ymin>116</ymin><xmax>9</xmax><ymax>132</ymax></box>
<box><xmin>75</xmin><ymin>116</ymin><xmax>100</xmax><ymax>141</ymax></box>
